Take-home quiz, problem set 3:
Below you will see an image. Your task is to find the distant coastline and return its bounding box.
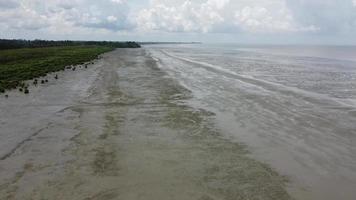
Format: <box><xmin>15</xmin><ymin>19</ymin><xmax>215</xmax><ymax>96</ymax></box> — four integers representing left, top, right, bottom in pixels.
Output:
<box><xmin>139</xmin><ymin>42</ymin><xmax>201</xmax><ymax>45</ymax></box>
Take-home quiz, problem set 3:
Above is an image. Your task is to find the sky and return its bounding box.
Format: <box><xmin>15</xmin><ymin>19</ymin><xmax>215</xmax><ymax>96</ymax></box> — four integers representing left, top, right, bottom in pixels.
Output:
<box><xmin>1</xmin><ymin>0</ymin><xmax>356</xmax><ymax>44</ymax></box>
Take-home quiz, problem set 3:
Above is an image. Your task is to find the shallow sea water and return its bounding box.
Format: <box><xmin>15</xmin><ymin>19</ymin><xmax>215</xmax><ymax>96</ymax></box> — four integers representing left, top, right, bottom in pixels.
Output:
<box><xmin>148</xmin><ymin>44</ymin><xmax>356</xmax><ymax>200</ymax></box>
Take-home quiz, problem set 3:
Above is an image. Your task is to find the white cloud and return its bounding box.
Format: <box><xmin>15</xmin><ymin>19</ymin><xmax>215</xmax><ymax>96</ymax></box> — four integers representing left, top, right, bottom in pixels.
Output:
<box><xmin>135</xmin><ymin>0</ymin><xmax>317</xmax><ymax>34</ymax></box>
<box><xmin>1</xmin><ymin>0</ymin><xmax>356</xmax><ymax>42</ymax></box>
<box><xmin>111</xmin><ymin>0</ymin><xmax>126</xmax><ymax>4</ymax></box>
<box><xmin>234</xmin><ymin>6</ymin><xmax>318</xmax><ymax>33</ymax></box>
<box><xmin>136</xmin><ymin>0</ymin><xmax>229</xmax><ymax>33</ymax></box>
<box><xmin>107</xmin><ymin>15</ymin><xmax>118</xmax><ymax>22</ymax></box>
<box><xmin>0</xmin><ymin>0</ymin><xmax>132</xmax><ymax>34</ymax></box>
<box><xmin>0</xmin><ymin>4</ymin><xmax>50</xmax><ymax>30</ymax></box>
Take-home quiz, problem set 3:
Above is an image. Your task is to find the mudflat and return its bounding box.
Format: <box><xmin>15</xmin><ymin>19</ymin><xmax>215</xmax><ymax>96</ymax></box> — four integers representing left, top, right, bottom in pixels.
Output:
<box><xmin>0</xmin><ymin>49</ymin><xmax>291</xmax><ymax>200</ymax></box>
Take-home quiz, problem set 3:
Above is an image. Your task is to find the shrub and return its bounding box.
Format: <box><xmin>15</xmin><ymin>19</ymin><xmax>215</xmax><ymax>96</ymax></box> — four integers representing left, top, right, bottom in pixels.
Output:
<box><xmin>0</xmin><ymin>45</ymin><xmax>120</xmax><ymax>91</ymax></box>
<box><xmin>19</xmin><ymin>82</ymin><xmax>26</xmax><ymax>88</ymax></box>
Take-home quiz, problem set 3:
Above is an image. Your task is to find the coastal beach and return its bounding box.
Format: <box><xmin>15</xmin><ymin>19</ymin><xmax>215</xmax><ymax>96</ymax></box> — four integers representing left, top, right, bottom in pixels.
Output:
<box><xmin>1</xmin><ymin>45</ymin><xmax>356</xmax><ymax>200</ymax></box>
<box><xmin>2</xmin><ymin>0</ymin><xmax>356</xmax><ymax>199</ymax></box>
<box><xmin>0</xmin><ymin>48</ymin><xmax>291</xmax><ymax>200</ymax></box>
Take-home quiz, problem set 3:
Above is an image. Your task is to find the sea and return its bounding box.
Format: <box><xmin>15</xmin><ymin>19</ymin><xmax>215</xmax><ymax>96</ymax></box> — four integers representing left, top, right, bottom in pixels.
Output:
<box><xmin>147</xmin><ymin>44</ymin><xmax>356</xmax><ymax>200</ymax></box>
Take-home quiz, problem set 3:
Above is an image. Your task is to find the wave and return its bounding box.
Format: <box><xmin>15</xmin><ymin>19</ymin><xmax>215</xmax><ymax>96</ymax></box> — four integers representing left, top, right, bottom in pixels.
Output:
<box><xmin>159</xmin><ymin>49</ymin><xmax>356</xmax><ymax>110</ymax></box>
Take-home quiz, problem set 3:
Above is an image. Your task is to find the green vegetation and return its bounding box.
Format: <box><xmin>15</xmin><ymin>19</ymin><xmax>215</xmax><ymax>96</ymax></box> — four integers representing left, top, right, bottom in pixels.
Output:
<box><xmin>0</xmin><ymin>45</ymin><xmax>114</xmax><ymax>92</ymax></box>
<box><xmin>0</xmin><ymin>39</ymin><xmax>140</xmax><ymax>50</ymax></box>
<box><xmin>0</xmin><ymin>39</ymin><xmax>140</xmax><ymax>93</ymax></box>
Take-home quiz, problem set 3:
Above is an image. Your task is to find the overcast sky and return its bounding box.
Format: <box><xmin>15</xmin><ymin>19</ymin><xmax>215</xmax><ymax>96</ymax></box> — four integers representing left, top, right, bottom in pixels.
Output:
<box><xmin>1</xmin><ymin>0</ymin><xmax>356</xmax><ymax>44</ymax></box>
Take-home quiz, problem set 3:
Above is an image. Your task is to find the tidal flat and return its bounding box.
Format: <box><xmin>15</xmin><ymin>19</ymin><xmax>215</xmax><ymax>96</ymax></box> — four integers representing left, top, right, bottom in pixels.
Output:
<box><xmin>0</xmin><ymin>48</ymin><xmax>291</xmax><ymax>200</ymax></box>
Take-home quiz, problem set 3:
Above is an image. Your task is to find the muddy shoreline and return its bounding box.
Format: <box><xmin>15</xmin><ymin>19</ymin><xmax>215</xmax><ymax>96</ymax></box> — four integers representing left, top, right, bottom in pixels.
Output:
<box><xmin>0</xmin><ymin>49</ymin><xmax>291</xmax><ymax>199</ymax></box>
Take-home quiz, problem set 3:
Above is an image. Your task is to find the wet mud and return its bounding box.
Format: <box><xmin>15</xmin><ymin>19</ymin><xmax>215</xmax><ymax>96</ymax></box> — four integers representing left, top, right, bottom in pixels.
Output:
<box><xmin>0</xmin><ymin>49</ymin><xmax>291</xmax><ymax>200</ymax></box>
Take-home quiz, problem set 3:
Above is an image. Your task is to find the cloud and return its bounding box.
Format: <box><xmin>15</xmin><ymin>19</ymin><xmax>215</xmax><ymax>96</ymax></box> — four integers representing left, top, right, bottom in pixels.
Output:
<box><xmin>0</xmin><ymin>0</ymin><xmax>133</xmax><ymax>33</ymax></box>
<box><xmin>50</xmin><ymin>0</ymin><xmax>133</xmax><ymax>31</ymax></box>
<box><xmin>111</xmin><ymin>0</ymin><xmax>126</xmax><ymax>4</ymax></box>
<box><xmin>0</xmin><ymin>3</ymin><xmax>50</xmax><ymax>30</ymax></box>
<box><xmin>135</xmin><ymin>0</ymin><xmax>317</xmax><ymax>34</ymax></box>
<box><xmin>285</xmin><ymin>0</ymin><xmax>356</xmax><ymax>34</ymax></box>
<box><xmin>1</xmin><ymin>0</ymin><xmax>356</xmax><ymax>43</ymax></box>
<box><xmin>136</xmin><ymin>0</ymin><xmax>229</xmax><ymax>33</ymax></box>
<box><xmin>234</xmin><ymin>5</ymin><xmax>318</xmax><ymax>33</ymax></box>
<box><xmin>0</xmin><ymin>0</ymin><xmax>19</xmax><ymax>9</ymax></box>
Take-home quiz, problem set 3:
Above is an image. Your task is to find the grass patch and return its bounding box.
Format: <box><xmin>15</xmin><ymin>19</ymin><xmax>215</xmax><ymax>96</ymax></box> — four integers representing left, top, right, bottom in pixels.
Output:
<box><xmin>0</xmin><ymin>45</ymin><xmax>114</xmax><ymax>91</ymax></box>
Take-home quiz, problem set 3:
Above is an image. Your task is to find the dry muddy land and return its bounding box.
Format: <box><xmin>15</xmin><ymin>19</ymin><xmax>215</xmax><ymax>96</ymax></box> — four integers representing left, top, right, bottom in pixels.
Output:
<box><xmin>0</xmin><ymin>48</ymin><xmax>356</xmax><ymax>200</ymax></box>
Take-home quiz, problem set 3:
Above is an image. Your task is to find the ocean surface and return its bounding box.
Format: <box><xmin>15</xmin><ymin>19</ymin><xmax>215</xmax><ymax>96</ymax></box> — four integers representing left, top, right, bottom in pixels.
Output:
<box><xmin>147</xmin><ymin>44</ymin><xmax>356</xmax><ymax>200</ymax></box>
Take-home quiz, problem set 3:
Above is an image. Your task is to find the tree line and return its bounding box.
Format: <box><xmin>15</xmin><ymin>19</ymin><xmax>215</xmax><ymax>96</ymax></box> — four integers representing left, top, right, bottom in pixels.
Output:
<box><xmin>0</xmin><ymin>39</ymin><xmax>140</xmax><ymax>50</ymax></box>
